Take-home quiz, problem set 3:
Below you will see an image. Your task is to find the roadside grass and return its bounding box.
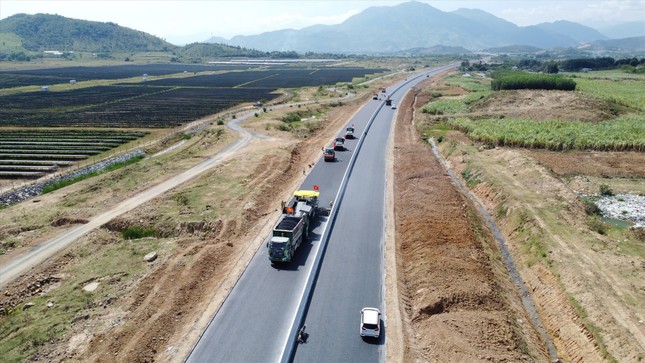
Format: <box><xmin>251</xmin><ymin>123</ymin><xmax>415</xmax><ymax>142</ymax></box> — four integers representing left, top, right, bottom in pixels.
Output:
<box><xmin>0</xmin><ymin>230</ymin><xmax>167</xmax><ymax>363</ymax></box>
<box><xmin>153</xmin><ymin>154</ymin><xmax>257</xmax><ymax>228</ymax></box>
<box><xmin>420</xmin><ymin>122</ymin><xmax>452</xmax><ymax>141</ymax></box>
<box><xmin>42</xmin><ymin>155</ymin><xmax>145</xmax><ymax>194</ymax></box>
<box><xmin>444</xmin><ymin>73</ymin><xmax>491</xmax><ymax>92</ymax></box>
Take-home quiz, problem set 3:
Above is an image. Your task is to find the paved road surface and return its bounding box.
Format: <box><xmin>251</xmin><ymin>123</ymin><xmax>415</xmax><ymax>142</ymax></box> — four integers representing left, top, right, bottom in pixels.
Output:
<box><xmin>292</xmin><ymin>66</ymin><xmax>453</xmax><ymax>363</ymax></box>
<box><xmin>186</xmin><ymin>65</ymin><xmax>456</xmax><ymax>363</ymax></box>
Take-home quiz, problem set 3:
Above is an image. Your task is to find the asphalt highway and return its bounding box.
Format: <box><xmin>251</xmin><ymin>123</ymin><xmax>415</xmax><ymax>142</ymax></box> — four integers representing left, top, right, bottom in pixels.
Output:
<box><xmin>185</xmin><ymin>65</ymin><xmax>456</xmax><ymax>363</ymax></box>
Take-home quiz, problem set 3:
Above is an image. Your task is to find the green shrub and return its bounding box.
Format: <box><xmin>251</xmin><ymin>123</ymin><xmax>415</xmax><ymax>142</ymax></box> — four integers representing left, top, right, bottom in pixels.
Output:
<box><xmin>587</xmin><ymin>216</ymin><xmax>607</xmax><ymax>235</ymax></box>
<box><xmin>599</xmin><ymin>184</ymin><xmax>614</xmax><ymax>196</ymax></box>
<box><xmin>491</xmin><ymin>71</ymin><xmax>576</xmax><ymax>91</ymax></box>
<box><xmin>122</xmin><ymin>226</ymin><xmax>158</xmax><ymax>240</ymax></box>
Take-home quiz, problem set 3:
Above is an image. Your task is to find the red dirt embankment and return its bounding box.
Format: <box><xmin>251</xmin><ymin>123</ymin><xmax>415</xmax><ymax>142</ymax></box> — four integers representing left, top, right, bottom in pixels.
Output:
<box><xmin>392</xmin><ymin>83</ymin><xmax>549</xmax><ymax>362</ymax></box>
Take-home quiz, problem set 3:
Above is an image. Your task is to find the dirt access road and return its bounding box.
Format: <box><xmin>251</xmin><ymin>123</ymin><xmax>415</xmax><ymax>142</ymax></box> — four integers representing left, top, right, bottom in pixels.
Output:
<box><xmin>0</xmin><ymin>110</ymin><xmax>256</xmax><ymax>288</ymax></box>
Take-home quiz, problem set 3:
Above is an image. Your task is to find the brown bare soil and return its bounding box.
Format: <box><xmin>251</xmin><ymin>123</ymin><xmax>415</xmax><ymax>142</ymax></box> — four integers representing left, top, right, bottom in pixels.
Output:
<box><xmin>470</xmin><ymin>90</ymin><xmax>619</xmax><ymax>122</ymax></box>
<box><xmin>392</xmin><ymin>82</ymin><xmax>548</xmax><ymax>362</ymax></box>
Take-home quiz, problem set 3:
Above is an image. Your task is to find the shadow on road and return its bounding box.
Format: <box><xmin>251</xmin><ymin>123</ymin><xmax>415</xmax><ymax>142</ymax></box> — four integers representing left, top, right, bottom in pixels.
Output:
<box><xmin>361</xmin><ymin>318</ymin><xmax>385</xmax><ymax>346</ymax></box>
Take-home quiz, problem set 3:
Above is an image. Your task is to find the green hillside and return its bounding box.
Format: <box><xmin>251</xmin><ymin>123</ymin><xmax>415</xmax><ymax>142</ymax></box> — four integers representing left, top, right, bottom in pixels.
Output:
<box><xmin>0</xmin><ymin>13</ymin><xmax>176</xmax><ymax>53</ymax></box>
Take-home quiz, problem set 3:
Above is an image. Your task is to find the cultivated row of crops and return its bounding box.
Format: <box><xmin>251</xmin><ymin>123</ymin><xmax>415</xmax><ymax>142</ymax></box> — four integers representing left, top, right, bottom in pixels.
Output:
<box><xmin>448</xmin><ymin>116</ymin><xmax>645</xmax><ymax>151</ymax></box>
<box><xmin>421</xmin><ymin>91</ymin><xmax>488</xmax><ymax>115</ymax></box>
<box><xmin>570</xmin><ymin>76</ymin><xmax>645</xmax><ymax>111</ymax></box>
<box><xmin>0</xmin><ymin>130</ymin><xmax>147</xmax><ymax>178</ymax></box>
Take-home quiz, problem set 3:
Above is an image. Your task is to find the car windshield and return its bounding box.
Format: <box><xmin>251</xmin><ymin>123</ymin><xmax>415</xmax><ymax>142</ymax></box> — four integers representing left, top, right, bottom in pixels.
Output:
<box><xmin>336</xmin><ymin>138</ymin><xmax>344</xmax><ymax>142</ymax></box>
<box><xmin>325</xmin><ymin>149</ymin><xmax>334</xmax><ymax>153</ymax></box>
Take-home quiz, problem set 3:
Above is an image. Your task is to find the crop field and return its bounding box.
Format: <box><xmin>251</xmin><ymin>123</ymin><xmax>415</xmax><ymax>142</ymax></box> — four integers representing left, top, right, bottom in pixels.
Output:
<box><xmin>0</xmin><ymin>65</ymin><xmax>387</xmax><ymax>128</ymax></box>
<box><xmin>570</xmin><ymin>75</ymin><xmax>645</xmax><ymax>111</ymax></box>
<box><xmin>448</xmin><ymin>116</ymin><xmax>645</xmax><ymax>151</ymax></box>
<box><xmin>0</xmin><ymin>130</ymin><xmax>147</xmax><ymax>178</ymax></box>
<box><xmin>0</xmin><ymin>63</ymin><xmax>254</xmax><ymax>88</ymax></box>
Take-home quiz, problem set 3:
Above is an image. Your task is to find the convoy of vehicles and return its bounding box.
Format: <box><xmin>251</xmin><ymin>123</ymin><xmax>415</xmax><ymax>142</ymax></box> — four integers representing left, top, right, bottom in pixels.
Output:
<box><xmin>267</xmin><ymin>189</ymin><xmax>319</xmax><ymax>263</ymax></box>
<box><xmin>271</xmin><ymin>83</ymin><xmax>391</xmax><ymax>340</ymax></box>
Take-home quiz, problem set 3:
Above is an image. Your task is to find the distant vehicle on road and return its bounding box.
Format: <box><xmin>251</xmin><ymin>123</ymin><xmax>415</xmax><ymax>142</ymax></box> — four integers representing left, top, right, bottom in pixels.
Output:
<box><xmin>324</xmin><ymin>148</ymin><xmax>335</xmax><ymax>162</ymax></box>
<box><xmin>360</xmin><ymin>307</ymin><xmax>381</xmax><ymax>339</ymax></box>
<box><xmin>345</xmin><ymin>127</ymin><xmax>355</xmax><ymax>139</ymax></box>
<box><xmin>391</xmin><ymin>105</ymin><xmax>397</xmax><ymax>110</ymax></box>
<box><xmin>334</xmin><ymin>137</ymin><xmax>345</xmax><ymax>151</ymax></box>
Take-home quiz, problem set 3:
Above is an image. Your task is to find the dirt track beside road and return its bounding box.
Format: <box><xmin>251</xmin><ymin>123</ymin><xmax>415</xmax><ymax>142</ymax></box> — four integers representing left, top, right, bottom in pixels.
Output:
<box><xmin>391</xmin><ymin>82</ymin><xmax>549</xmax><ymax>362</ymax></box>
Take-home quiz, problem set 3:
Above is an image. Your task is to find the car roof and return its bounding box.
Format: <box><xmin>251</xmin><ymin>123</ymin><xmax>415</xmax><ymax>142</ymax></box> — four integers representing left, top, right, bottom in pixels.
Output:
<box><xmin>362</xmin><ymin>308</ymin><xmax>380</xmax><ymax>324</ymax></box>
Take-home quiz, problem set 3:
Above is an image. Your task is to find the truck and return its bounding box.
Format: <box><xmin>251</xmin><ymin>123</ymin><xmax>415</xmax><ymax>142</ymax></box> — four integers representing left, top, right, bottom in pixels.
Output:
<box><xmin>267</xmin><ymin>190</ymin><xmax>319</xmax><ymax>263</ymax></box>
<box><xmin>385</xmin><ymin>97</ymin><xmax>392</xmax><ymax>106</ymax></box>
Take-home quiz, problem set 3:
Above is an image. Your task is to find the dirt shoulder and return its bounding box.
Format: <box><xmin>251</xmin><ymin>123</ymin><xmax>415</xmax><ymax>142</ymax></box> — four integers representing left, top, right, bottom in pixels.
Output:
<box><xmin>390</xmin><ymin>80</ymin><xmax>548</xmax><ymax>362</ymax></box>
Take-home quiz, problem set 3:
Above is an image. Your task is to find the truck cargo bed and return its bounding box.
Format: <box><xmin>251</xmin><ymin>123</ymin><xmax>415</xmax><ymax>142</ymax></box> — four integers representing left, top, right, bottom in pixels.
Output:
<box><xmin>275</xmin><ymin>216</ymin><xmax>302</xmax><ymax>231</ymax></box>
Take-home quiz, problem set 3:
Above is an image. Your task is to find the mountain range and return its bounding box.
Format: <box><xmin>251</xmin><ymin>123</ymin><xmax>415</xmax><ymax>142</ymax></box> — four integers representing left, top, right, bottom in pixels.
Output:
<box><xmin>207</xmin><ymin>1</ymin><xmax>643</xmax><ymax>54</ymax></box>
<box><xmin>1</xmin><ymin>1</ymin><xmax>643</xmax><ymax>57</ymax></box>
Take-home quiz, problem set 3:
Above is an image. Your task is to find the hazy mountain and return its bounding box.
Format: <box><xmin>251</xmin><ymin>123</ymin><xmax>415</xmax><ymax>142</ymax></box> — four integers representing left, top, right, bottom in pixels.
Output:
<box><xmin>403</xmin><ymin>45</ymin><xmax>472</xmax><ymax>55</ymax></box>
<box><xmin>588</xmin><ymin>36</ymin><xmax>645</xmax><ymax>52</ymax></box>
<box><xmin>598</xmin><ymin>21</ymin><xmax>645</xmax><ymax>39</ymax></box>
<box><xmin>207</xmin><ymin>1</ymin><xmax>604</xmax><ymax>53</ymax></box>
<box><xmin>0</xmin><ymin>13</ymin><xmax>176</xmax><ymax>52</ymax></box>
<box><xmin>482</xmin><ymin>45</ymin><xmax>543</xmax><ymax>54</ymax></box>
<box><xmin>536</xmin><ymin>20</ymin><xmax>608</xmax><ymax>43</ymax></box>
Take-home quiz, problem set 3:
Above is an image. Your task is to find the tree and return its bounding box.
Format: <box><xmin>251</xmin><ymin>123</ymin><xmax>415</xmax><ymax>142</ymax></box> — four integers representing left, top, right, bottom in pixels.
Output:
<box><xmin>546</xmin><ymin>62</ymin><xmax>559</xmax><ymax>74</ymax></box>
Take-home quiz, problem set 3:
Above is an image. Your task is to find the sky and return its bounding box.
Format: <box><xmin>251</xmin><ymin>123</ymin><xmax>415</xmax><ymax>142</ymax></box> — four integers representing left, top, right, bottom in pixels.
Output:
<box><xmin>1</xmin><ymin>0</ymin><xmax>644</xmax><ymax>45</ymax></box>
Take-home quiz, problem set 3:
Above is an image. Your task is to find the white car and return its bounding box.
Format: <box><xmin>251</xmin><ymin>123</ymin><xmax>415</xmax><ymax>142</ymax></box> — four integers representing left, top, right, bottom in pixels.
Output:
<box><xmin>360</xmin><ymin>307</ymin><xmax>381</xmax><ymax>339</ymax></box>
<box><xmin>391</xmin><ymin>105</ymin><xmax>397</xmax><ymax>109</ymax></box>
